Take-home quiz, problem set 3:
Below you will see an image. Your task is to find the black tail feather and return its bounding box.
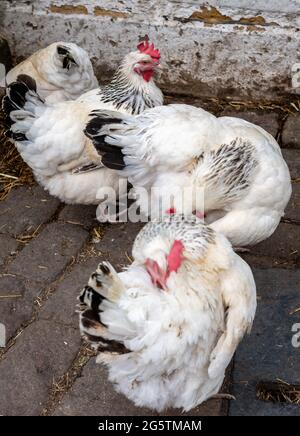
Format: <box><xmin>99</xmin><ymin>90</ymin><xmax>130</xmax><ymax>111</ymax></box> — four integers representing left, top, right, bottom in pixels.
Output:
<box><xmin>80</xmin><ymin>308</ymin><xmax>130</xmax><ymax>354</ymax></box>
<box><xmin>102</xmin><ymin>152</ymin><xmax>126</xmax><ymax>170</ymax></box>
<box><xmin>2</xmin><ymin>75</ymin><xmax>40</xmax><ymax>141</ymax></box>
<box><xmin>84</xmin><ymin>114</ymin><xmax>126</xmax><ymax>170</ymax></box>
<box><xmin>2</xmin><ymin>74</ymin><xmax>38</xmax><ymax>126</ymax></box>
<box><xmin>17</xmin><ymin>74</ymin><xmax>37</xmax><ymax>92</ymax></box>
<box><xmin>2</xmin><ymin>95</ymin><xmax>19</xmax><ymax>120</ymax></box>
<box><xmin>84</xmin><ymin>114</ymin><xmax>122</xmax><ymax>138</ymax></box>
<box><xmin>5</xmin><ymin>129</ymin><xmax>27</xmax><ymax>141</ymax></box>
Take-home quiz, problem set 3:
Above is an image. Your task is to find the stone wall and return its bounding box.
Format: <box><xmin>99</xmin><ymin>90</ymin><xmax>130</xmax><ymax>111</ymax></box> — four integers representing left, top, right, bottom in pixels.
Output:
<box><xmin>1</xmin><ymin>0</ymin><xmax>300</xmax><ymax>101</ymax></box>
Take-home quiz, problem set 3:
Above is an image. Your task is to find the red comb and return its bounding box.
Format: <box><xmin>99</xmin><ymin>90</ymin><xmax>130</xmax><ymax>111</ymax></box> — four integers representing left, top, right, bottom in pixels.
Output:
<box><xmin>167</xmin><ymin>240</ymin><xmax>184</xmax><ymax>273</ymax></box>
<box><xmin>137</xmin><ymin>39</ymin><xmax>160</xmax><ymax>60</ymax></box>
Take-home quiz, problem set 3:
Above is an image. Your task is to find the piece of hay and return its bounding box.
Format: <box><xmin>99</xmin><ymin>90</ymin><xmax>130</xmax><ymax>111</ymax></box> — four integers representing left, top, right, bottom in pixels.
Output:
<box><xmin>257</xmin><ymin>380</ymin><xmax>300</xmax><ymax>404</ymax></box>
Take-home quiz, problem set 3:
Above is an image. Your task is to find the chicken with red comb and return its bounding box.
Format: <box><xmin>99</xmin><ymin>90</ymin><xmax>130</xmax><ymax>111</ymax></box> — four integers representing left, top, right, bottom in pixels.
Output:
<box><xmin>78</xmin><ymin>214</ymin><xmax>256</xmax><ymax>412</ymax></box>
<box><xmin>2</xmin><ymin>39</ymin><xmax>163</xmax><ymax>206</ymax></box>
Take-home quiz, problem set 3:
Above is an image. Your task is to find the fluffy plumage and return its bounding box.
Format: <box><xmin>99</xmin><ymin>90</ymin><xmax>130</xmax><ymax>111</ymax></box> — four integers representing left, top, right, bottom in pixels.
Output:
<box><xmin>78</xmin><ymin>215</ymin><xmax>256</xmax><ymax>411</ymax></box>
<box><xmin>2</xmin><ymin>41</ymin><xmax>163</xmax><ymax>205</ymax></box>
<box><xmin>5</xmin><ymin>42</ymin><xmax>98</xmax><ymax>103</ymax></box>
<box><xmin>86</xmin><ymin>104</ymin><xmax>292</xmax><ymax>246</ymax></box>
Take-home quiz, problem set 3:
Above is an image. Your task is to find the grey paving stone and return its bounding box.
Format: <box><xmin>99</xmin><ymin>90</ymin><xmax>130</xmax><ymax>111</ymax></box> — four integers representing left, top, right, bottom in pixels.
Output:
<box><xmin>282</xmin><ymin>115</ymin><xmax>300</xmax><ymax>150</ymax></box>
<box><xmin>230</xmin><ymin>269</ymin><xmax>300</xmax><ymax>416</ymax></box>
<box><xmin>0</xmin><ymin>276</ymin><xmax>42</xmax><ymax>340</ymax></box>
<box><xmin>0</xmin><ymin>185</ymin><xmax>60</xmax><ymax>236</ymax></box>
<box><xmin>242</xmin><ymin>223</ymin><xmax>300</xmax><ymax>268</ymax></box>
<box><xmin>0</xmin><ymin>275</ymin><xmax>26</xmax><ymax>298</ymax></box>
<box><xmin>282</xmin><ymin>149</ymin><xmax>300</xmax><ymax>181</ymax></box>
<box><xmin>52</xmin><ymin>359</ymin><xmax>224</xmax><ymax>416</ymax></box>
<box><xmin>39</xmin><ymin>257</ymin><xmax>101</xmax><ymax>329</ymax></box>
<box><xmin>0</xmin><ymin>319</ymin><xmax>81</xmax><ymax>416</ymax></box>
<box><xmin>0</xmin><ymin>234</ymin><xmax>18</xmax><ymax>267</ymax></box>
<box><xmin>284</xmin><ymin>183</ymin><xmax>300</xmax><ymax>223</ymax></box>
<box><xmin>97</xmin><ymin>222</ymin><xmax>144</xmax><ymax>270</ymax></box>
<box><xmin>8</xmin><ymin>222</ymin><xmax>89</xmax><ymax>283</ymax></box>
<box><xmin>219</xmin><ymin>109</ymin><xmax>279</xmax><ymax>137</ymax></box>
<box><xmin>254</xmin><ymin>268</ymin><xmax>300</xmax><ymax>300</ymax></box>
<box><xmin>59</xmin><ymin>204</ymin><xmax>97</xmax><ymax>229</ymax></box>
<box><xmin>39</xmin><ymin>223</ymin><xmax>149</xmax><ymax>330</ymax></box>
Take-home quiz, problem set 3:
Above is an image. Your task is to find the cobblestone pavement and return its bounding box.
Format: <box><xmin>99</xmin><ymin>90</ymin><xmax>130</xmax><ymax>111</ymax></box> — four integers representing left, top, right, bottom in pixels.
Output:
<box><xmin>0</xmin><ymin>99</ymin><xmax>299</xmax><ymax>416</ymax></box>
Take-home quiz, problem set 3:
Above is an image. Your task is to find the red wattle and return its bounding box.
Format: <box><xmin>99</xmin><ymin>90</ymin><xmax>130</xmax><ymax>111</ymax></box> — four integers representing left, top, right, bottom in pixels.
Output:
<box><xmin>141</xmin><ymin>69</ymin><xmax>154</xmax><ymax>82</ymax></box>
<box><xmin>145</xmin><ymin>240</ymin><xmax>185</xmax><ymax>291</ymax></box>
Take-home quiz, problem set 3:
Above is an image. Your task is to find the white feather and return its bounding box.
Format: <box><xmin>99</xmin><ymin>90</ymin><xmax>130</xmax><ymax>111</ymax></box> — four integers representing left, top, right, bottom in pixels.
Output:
<box><xmin>6</xmin><ymin>42</ymin><xmax>98</xmax><ymax>103</ymax></box>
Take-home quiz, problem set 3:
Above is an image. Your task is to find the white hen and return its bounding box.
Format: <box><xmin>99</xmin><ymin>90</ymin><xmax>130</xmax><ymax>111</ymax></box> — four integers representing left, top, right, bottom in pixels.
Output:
<box><xmin>78</xmin><ymin>214</ymin><xmax>256</xmax><ymax>412</ymax></box>
<box><xmin>84</xmin><ymin>104</ymin><xmax>292</xmax><ymax>247</ymax></box>
<box><xmin>5</xmin><ymin>42</ymin><xmax>98</xmax><ymax>103</ymax></box>
<box><xmin>2</xmin><ymin>40</ymin><xmax>163</xmax><ymax>205</ymax></box>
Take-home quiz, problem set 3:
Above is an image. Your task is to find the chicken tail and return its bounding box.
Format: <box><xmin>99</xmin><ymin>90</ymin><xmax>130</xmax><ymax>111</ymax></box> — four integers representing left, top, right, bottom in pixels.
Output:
<box><xmin>2</xmin><ymin>74</ymin><xmax>45</xmax><ymax>141</ymax></box>
<box><xmin>78</xmin><ymin>261</ymin><xmax>131</xmax><ymax>355</ymax></box>
<box><xmin>84</xmin><ymin>109</ymin><xmax>132</xmax><ymax>170</ymax></box>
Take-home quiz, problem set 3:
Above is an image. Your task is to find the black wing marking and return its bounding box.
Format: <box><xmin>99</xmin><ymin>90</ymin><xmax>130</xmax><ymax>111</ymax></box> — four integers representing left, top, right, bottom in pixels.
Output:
<box><xmin>2</xmin><ymin>74</ymin><xmax>39</xmax><ymax>135</ymax></box>
<box><xmin>84</xmin><ymin>113</ymin><xmax>126</xmax><ymax>170</ymax></box>
<box><xmin>57</xmin><ymin>45</ymin><xmax>78</xmax><ymax>70</ymax></box>
<box><xmin>72</xmin><ymin>163</ymin><xmax>103</xmax><ymax>174</ymax></box>
<box><xmin>16</xmin><ymin>74</ymin><xmax>37</xmax><ymax>92</ymax></box>
<box><xmin>203</xmin><ymin>138</ymin><xmax>258</xmax><ymax>203</ymax></box>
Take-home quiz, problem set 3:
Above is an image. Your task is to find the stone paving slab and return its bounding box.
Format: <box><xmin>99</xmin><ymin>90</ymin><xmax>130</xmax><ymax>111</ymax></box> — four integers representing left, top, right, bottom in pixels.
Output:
<box><xmin>242</xmin><ymin>223</ymin><xmax>300</xmax><ymax>268</ymax></box>
<box><xmin>53</xmin><ymin>360</ymin><xmax>225</xmax><ymax>417</ymax></box>
<box><xmin>29</xmin><ymin>222</ymin><xmax>144</xmax><ymax>315</ymax></box>
<box><xmin>0</xmin><ymin>234</ymin><xmax>18</xmax><ymax>267</ymax></box>
<box><xmin>285</xmin><ymin>183</ymin><xmax>300</xmax><ymax>223</ymax></box>
<box><xmin>229</xmin><ymin>269</ymin><xmax>300</xmax><ymax>416</ymax></box>
<box><xmin>0</xmin><ymin>186</ymin><xmax>60</xmax><ymax>237</ymax></box>
<box><xmin>0</xmin><ymin>275</ymin><xmax>39</xmax><ymax>340</ymax></box>
<box><xmin>0</xmin><ymin>220</ymin><xmax>89</xmax><ymax>343</ymax></box>
<box><xmin>95</xmin><ymin>222</ymin><xmax>144</xmax><ymax>269</ymax></box>
<box><xmin>219</xmin><ymin>109</ymin><xmax>279</xmax><ymax>138</ymax></box>
<box><xmin>282</xmin><ymin>114</ymin><xmax>300</xmax><ymax>149</ymax></box>
<box><xmin>58</xmin><ymin>204</ymin><xmax>97</xmax><ymax>229</ymax></box>
<box><xmin>39</xmin><ymin>257</ymin><xmax>103</xmax><ymax>329</ymax></box>
<box><xmin>8</xmin><ymin>222</ymin><xmax>88</xmax><ymax>283</ymax></box>
<box><xmin>282</xmin><ymin>149</ymin><xmax>300</xmax><ymax>181</ymax></box>
<box><xmin>0</xmin><ymin>319</ymin><xmax>80</xmax><ymax>416</ymax></box>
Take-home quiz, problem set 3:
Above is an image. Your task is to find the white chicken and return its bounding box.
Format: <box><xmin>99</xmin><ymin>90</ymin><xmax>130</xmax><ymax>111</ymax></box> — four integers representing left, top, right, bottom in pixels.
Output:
<box><xmin>5</xmin><ymin>42</ymin><xmax>98</xmax><ymax>103</ymax></box>
<box><xmin>2</xmin><ymin>40</ymin><xmax>163</xmax><ymax>205</ymax></box>
<box><xmin>78</xmin><ymin>214</ymin><xmax>256</xmax><ymax>412</ymax></box>
<box><xmin>84</xmin><ymin>104</ymin><xmax>292</xmax><ymax>247</ymax></box>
